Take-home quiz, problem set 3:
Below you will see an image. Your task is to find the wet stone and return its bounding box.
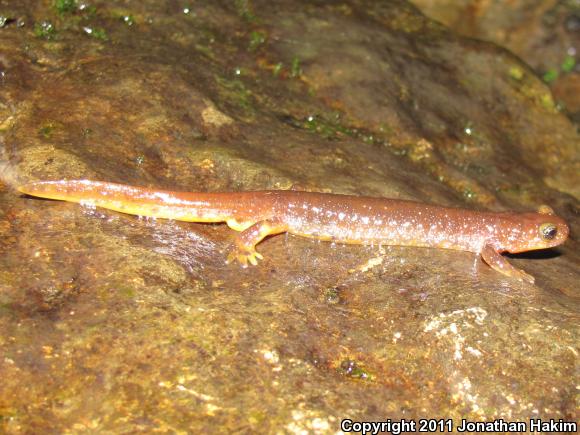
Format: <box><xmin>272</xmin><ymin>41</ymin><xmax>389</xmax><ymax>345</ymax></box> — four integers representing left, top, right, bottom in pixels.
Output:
<box><xmin>0</xmin><ymin>0</ymin><xmax>578</xmax><ymax>433</ymax></box>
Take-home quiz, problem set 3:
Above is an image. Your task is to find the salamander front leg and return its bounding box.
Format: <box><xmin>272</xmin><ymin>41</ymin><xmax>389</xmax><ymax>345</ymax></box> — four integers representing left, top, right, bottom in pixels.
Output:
<box><xmin>227</xmin><ymin>218</ymin><xmax>288</xmax><ymax>267</ymax></box>
<box><xmin>480</xmin><ymin>244</ymin><xmax>535</xmax><ymax>283</ymax></box>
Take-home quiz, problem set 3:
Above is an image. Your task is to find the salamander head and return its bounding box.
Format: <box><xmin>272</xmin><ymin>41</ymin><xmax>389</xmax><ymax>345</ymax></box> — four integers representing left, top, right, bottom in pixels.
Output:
<box><xmin>498</xmin><ymin>205</ymin><xmax>569</xmax><ymax>253</ymax></box>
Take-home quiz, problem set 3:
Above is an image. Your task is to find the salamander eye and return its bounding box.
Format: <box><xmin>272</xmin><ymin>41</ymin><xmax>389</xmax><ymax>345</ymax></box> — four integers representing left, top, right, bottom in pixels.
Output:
<box><xmin>539</xmin><ymin>223</ymin><xmax>557</xmax><ymax>240</ymax></box>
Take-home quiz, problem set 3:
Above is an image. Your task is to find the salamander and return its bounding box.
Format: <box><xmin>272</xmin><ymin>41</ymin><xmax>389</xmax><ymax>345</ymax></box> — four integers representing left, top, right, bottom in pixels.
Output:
<box><xmin>18</xmin><ymin>180</ymin><xmax>569</xmax><ymax>283</ymax></box>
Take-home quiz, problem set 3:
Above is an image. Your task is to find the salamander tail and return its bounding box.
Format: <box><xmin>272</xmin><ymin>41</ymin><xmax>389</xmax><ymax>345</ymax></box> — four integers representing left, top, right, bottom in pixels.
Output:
<box><xmin>18</xmin><ymin>180</ymin><xmax>113</xmax><ymax>202</ymax></box>
<box><xmin>17</xmin><ymin>179</ymin><xmax>231</xmax><ymax>223</ymax></box>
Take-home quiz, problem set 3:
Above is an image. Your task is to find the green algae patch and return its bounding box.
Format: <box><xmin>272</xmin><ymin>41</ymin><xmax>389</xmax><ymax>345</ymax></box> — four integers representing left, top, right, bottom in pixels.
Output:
<box><xmin>121</xmin><ymin>14</ymin><xmax>135</xmax><ymax>26</ymax></box>
<box><xmin>561</xmin><ymin>55</ymin><xmax>576</xmax><ymax>73</ymax></box>
<box><xmin>235</xmin><ymin>0</ymin><xmax>257</xmax><ymax>22</ymax></box>
<box><xmin>34</xmin><ymin>21</ymin><xmax>57</xmax><ymax>40</ymax></box>
<box><xmin>542</xmin><ymin>56</ymin><xmax>577</xmax><ymax>84</ymax></box>
<box><xmin>301</xmin><ymin>114</ymin><xmax>358</xmax><ymax>140</ymax></box>
<box><xmin>539</xmin><ymin>93</ymin><xmax>557</xmax><ymax>112</ymax></box>
<box><xmin>280</xmin><ymin>111</ymin><xmax>374</xmax><ymax>144</ymax></box>
<box><xmin>30</xmin><ymin>0</ymin><xmax>108</xmax><ymax>45</ymax></box>
<box><xmin>338</xmin><ymin>359</ymin><xmax>374</xmax><ymax>381</ymax></box>
<box><xmin>511</xmin><ymin>75</ymin><xmax>559</xmax><ymax>114</ymax></box>
<box><xmin>106</xmin><ymin>8</ymin><xmax>137</xmax><ymax>26</ymax></box>
<box><xmin>248</xmin><ymin>30</ymin><xmax>266</xmax><ymax>51</ymax></box>
<box><xmin>215</xmin><ymin>76</ymin><xmax>256</xmax><ymax>120</ymax></box>
<box><xmin>508</xmin><ymin>66</ymin><xmax>524</xmax><ymax>81</ymax></box>
<box><xmin>543</xmin><ymin>69</ymin><xmax>559</xmax><ymax>84</ymax></box>
<box><xmin>272</xmin><ymin>62</ymin><xmax>283</xmax><ymax>77</ymax></box>
<box><xmin>38</xmin><ymin>121</ymin><xmax>64</xmax><ymax>139</ymax></box>
<box><xmin>82</xmin><ymin>26</ymin><xmax>108</xmax><ymax>41</ymax></box>
<box><xmin>290</xmin><ymin>56</ymin><xmax>302</xmax><ymax>78</ymax></box>
<box><xmin>39</xmin><ymin>123</ymin><xmax>57</xmax><ymax>139</ymax></box>
<box><xmin>54</xmin><ymin>0</ymin><xmax>78</xmax><ymax>15</ymax></box>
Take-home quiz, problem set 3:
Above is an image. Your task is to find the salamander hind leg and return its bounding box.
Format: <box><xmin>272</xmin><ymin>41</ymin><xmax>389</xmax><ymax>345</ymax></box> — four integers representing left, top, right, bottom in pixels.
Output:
<box><xmin>480</xmin><ymin>244</ymin><xmax>535</xmax><ymax>284</ymax></box>
<box><xmin>226</xmin><ymin>218</ymin><xmax>288</xmax><ymax>267</ymax></box>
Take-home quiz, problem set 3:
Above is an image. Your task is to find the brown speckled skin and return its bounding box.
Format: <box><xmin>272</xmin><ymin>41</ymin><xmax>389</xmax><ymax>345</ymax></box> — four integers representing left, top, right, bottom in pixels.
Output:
<box><xmin>18</xmin><ymin>180</ymin><xmax>569</xmax><ymax>283</ymax></box>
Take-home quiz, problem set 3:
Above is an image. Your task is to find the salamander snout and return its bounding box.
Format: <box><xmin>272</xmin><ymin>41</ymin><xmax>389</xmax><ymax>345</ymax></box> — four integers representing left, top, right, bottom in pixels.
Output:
<box><xmin>534</xmin><ymin>204</ymin><xmax>569</xmax><ymax>249</ymax></box>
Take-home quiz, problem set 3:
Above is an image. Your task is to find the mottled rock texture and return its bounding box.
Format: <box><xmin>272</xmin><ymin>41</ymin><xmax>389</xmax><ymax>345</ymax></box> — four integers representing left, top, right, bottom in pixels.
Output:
<box><xmin>0</xmin><ymin>0</ymin><xmax>578</xmax><ymax>432</ymax></box>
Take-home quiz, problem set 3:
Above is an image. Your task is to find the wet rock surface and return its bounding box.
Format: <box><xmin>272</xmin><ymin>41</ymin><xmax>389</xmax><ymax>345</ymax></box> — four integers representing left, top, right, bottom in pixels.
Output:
<box><xmin>411</xmin><ymin>0</ymin><xmax>580</xmax><ymax>120</ymax></box>
<box><xmin>0</xmin><ymin>0</ymin><xmax>578</xmax><ymax>432</ymax></box>
<box><xmin>410</xmin><ymin>0</ymin><xmax>578</xmax><ymax>71</ymax></box>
